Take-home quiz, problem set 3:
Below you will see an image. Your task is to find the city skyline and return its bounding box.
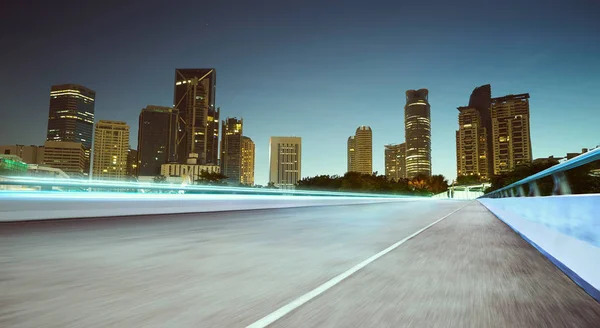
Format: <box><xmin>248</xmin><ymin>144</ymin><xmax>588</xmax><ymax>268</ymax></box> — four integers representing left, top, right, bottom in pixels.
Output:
<box><xmin>1</xmin><ymin>1</ymin><xmax>599</xmax><ymax>184</ymax></box>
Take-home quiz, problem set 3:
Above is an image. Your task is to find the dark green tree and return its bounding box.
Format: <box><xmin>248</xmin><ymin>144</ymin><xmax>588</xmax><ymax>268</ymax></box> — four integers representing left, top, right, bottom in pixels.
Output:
<box><xmin>456</xmin><ymin>175</ymin><xmax>484</xmax><ymax>185</ymax></box>
<box><xmin>296</xmin><ymin>171</ymin><xmax>444</xmax><ymax>196</ymax></box>
<box><xmin>428</xmin><ymin>174</ymin><xmax>449</xmax><ymax>194</ymax></box>
<box><xmin>485</xmin><ymin>160</ymin><xmax>559</xmax><ymax>195</ymax></box>
<box><xmin>195</xmin><ymin>171</ymin><xmax>228</xmax><ymax>185</ymax></box>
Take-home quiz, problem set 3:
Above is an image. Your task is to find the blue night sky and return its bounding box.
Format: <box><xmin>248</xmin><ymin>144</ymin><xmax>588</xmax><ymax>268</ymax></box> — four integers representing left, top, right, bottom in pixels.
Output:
<box><xmin>1</xmin><ymin>0</ymin><xmax>599</xmax><ymax>184</ymax></box>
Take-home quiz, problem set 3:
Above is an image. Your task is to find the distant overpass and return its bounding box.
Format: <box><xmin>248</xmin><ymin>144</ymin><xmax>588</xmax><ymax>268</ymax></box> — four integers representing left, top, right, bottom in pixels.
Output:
<box><xmin>432</xmin><ymin>182</ymin><xmax>491</xmax><ymax>200</ymax></box>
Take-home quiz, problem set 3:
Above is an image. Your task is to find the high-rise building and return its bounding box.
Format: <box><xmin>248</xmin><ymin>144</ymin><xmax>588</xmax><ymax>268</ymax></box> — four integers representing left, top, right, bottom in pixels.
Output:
<box><xmin>0</xmin><ymin>145</ymin><xmax>44</xmax><ymax>164</ymax></box>
<box><xmin>126</xmin><ymin>149</ymin><xmax>138</xmax><ymax>178</ymax></box>
<box><xmin>42</xmin><ymin>141</ymin><xmax>86</xmax><ymax>178</ymax></box>
<box><xmin>241</xmin><ymin>136</ymin><xmax>255</xmax><ymax>186</ymax></box>
<box><xmin>468</xmin><ymin>84</ymin><xmax>493</xmax><ymax>174</ymax></box>
<box><xmin>92</xmin><ymin>120</ymin><xmax>130</xmax><ymax>180</ymax></box>
<box><xmin>347</xmin><ymin>126</ymin><xmax>372</xmax><ymax>174</ymax></box>
<box><xmin>404</xmin><ymin>89</ymin><xmax>431</xmax><ymax>178</ymax></box>
<box><xmin>269</xmin><ymin>137</ymin><xmax>301</xmax><ymax>189</ymax></box>
<box><xmin>347</xmin><ymin>136</ymin><xmax>356</xmax><ymax>172</ymax></box>
<box><xmin>221</xmin><ymin>117</ymin><xmax>243</xmax><ymax>183</ymax></box>
<box><xmin>173</xmin><ymin>69</ymin><xmax>219</xmax><ymax>165</ymax></box>
<box><xmin>490</xmin><ymin>93</ymin><xmax>532</xmax><ymax>175</ymax></box>
<box><xmin>456</xmin><ymin>106</ymin><xmax>489</xmax><ymax>179</ymax></box>
<box><xmin>137</xmin><ymin>105</ymin><xmax>179</xmax><ymax>176</ymax></box>
<box><xmin>384</xmin><ymin>143</ymin><xmax>406</xmax><ymax>180</ymax></box>
<box><xmin>46</xmin><ymin>84</ymin><xmax>95</xmax><ymax>175</ymax></box>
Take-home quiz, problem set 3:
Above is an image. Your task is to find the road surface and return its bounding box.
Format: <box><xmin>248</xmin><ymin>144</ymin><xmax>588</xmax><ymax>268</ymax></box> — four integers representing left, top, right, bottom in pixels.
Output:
<box><xmin>1</xmin><ymin>199</ymin><xmax>599</xmax><ymax>327</ymax></box>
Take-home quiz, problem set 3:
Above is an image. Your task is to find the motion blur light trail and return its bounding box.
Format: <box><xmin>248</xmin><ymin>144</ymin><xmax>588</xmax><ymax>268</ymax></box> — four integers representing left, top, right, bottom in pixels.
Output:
<box><xmin>0</xmin><ymin>175</ymin><xmax>414</xmax><ymax>198</ymax></box>
<box><xmin>0</xmin><ymin>190</ymin><xmax>432</xmax><ymax>222</ymax></box>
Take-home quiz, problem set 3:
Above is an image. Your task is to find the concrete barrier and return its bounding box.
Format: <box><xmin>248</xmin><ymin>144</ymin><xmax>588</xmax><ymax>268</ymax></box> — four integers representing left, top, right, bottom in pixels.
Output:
<box><xmin>0</xmin><ymin>192</ymin><xmax>422</xmax><ymax>222</ymax></box>
<box><xmin>479</xmin><ymin>195</ymin><xmax>600</xmax><ymax>302</ymax></box>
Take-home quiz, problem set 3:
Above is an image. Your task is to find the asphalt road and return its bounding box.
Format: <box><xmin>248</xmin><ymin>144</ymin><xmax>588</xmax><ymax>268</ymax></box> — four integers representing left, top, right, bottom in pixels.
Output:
<box><xmin>1</xmin><ymin>199</ymin><xmax>598</xmax><ymax>327</ymax></box>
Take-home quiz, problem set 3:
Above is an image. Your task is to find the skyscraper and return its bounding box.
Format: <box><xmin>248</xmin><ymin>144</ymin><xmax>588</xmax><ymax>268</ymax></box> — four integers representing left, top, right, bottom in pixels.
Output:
<box><xmin>347</xmin><ymin>136</ymin><xmax>356</xmax><ymax>173</ymax></box>
<box><xmin>404</xmin><ymin>89</ymin><xmax>431</xmax><ymax>178</ymax></box>
<box><xmin>347</xmin><ymin>126</ymin><xmax>372</xmax><ymax>174</ymax></box>
<box><xmin>173</xmin><ymin>69</ymin><xmax>219</xmax><ymax>165</ymax></box>
<box><xmin>221</xmin><ymin>117</ymin><xmax>243</xmax><ymax>183</ymax></box>
<box><xmin>468</xmin><ymin>84</ymin><xmax>493</xmax><ymax>174</ymax></box>
<box><xmin>241</xmin><ymin>136</ymin><xmax>255</xmax><ymax>186</ymax></box>
<box><xmin>384</xmin><ymin>143</ymin><xmax>406</xmax><ymax>180</ymax></box>
<box><xmin>490</xmin><ymin>93</ymin><xmax>532</xmax><ymax>175</ymax></box>
<box><xmin>269</xmin><ymin>137</ymin><xmax>301</xmax><ymax>189</ymax></box>
<box><xmin>46</xmin><ymin>84</ymin><xmax>95</xmax><ymax>175</ymax></box>
<box><xmin>456</xmin><ymin>106</ymin><xmax>489</xmax><ymax>179</ymax></box>
<box><xmin>126</xmin><ymin>149</ymin><xmax>138</xmax><ymax>178</ymax></box>
<box><xmin>137</xmin><ymin>105</ymin><xmax>179</xmax><ymax>177</ymax></box>
<box><xmin>92</xmin><ymin>120</ymin><xmax>130</xmax><ymax>180</ymax></box>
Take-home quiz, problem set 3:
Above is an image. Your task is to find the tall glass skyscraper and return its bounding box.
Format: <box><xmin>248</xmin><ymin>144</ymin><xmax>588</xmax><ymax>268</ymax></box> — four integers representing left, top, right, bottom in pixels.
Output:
<box><xmin>46</xmin><ymin>84</ymin><xmax>95</xmax><ymax>175</ymax></box>
<box><xmin>137</xmin><ymin>105</ymin><xmax>179</xmax><ymax>176</ymax></box>
<box><xmin>404</xmin><ymin>89</ymin><xmax>431</xmax><ymax>178</ymax></box>
<box><xmin>173</xmin><ymin>69</ymin><xmax>219</xmax><ymax>165</ymax></box>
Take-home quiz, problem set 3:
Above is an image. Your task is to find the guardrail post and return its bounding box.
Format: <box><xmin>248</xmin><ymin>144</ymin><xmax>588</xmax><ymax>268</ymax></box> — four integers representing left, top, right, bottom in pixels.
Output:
<box><xmin>517</xmin><ymin>186</ymin><xmax>526</xmax><ymax>197</ymax></box>
<box><xmin>509</xmin><ymin>188</ymin><xmax>516</xmax><ymax>197</ymax></box>
<box><xmin>528</xmin><ymin>181</ymin><xmax>540</xmax><ymax>197</ymax></box>
<box><xmin>552</xmin><ymin>172</ymin><xmax>572</xmax><ymax>195</ymax></box>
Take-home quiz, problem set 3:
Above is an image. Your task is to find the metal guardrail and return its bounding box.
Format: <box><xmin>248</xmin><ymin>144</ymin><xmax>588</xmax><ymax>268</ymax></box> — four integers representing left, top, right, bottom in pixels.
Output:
<box><xmin>0</xmin><ymin>176</ymin><xmax>412</xmax><ymax>199</ymax></box>
<box><xmin>480</xmin><ymin>147</ymin><xmax>600</xmax><ymax>198</ymax></box>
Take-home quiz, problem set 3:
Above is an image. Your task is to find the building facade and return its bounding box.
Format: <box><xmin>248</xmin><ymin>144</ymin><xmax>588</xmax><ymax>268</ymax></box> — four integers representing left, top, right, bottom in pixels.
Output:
<box><xmin>241</xmin><ymin>136</ymin><xmax>255</xmax><ymax>186</ymax></box>
<box><xmin>468</xmin><ymin>84</ymin><xmax>493</xmax><ymax>174</ymax></box>
<box><xmin>126</xmin><ymin>149</ymin><xmax>138</xmax><ymax>178</ymax></box>
<box><xmin>160</xmin><ymin>163</ymin><xmax>220</xmax><ymax>183</ymax></box>
<box><xmin>347</xmin><ymin>126</ymin><xmax>372</xmax><ymax>174</ymax></box>
<box><xmin>92</xmin><ymin>120</ymin><xmax>130</xmax><ymax>180</ymax></box>
<box><xmin>42</xmin><ymin>141</ymin><xmax>86</xmax><ymax>178</ymax></box>
<box><xmin>384</xmin><ymin>143</ymin><xmax>406</xmax><ymax>180</ymax></box>
<box><xmin>490</xmin><ymin>93</ymin><xmax>532</xmax><ymax>175</ymax></box>
<box><xmin>137</xmin><ymin>105</ymin><xmax>179</xmax><ymax>176</ymax></box>
<box><xmin>347</xmin><ymin>136</ymin><xmax>356</xmax><ymax>172</ymax></box>
<box><xmin>46</xmin><ymin>84</ymin><xmax>95</xmax><ymax>175</ymax></box>
<box><xmin>0</xmin><ymin>145</ymin><xmax>44</xmax><ymax>164</ymax></box>
<box><xmin>221</xmin><ymin>117</ymin><xmax>243</xmax><ymax>183</ymax></box>
<box><xmin>269</xmin><ymin>137</ymin><xmax>301</xmax><ymax>189</ymax></box>
<box><xmin>456</xmin><ymin>106</ymin><xmax>489</xmax><ymax>179</ymax></box>
<box><xmin>404</xmin><ymin>89</ymin><xmax>431</xmax><ymax>178</ymax></box>
<box><xmin>173</xmin><ymin>69</ymin><xmax>219</xmax><ymax>165</ymax></box>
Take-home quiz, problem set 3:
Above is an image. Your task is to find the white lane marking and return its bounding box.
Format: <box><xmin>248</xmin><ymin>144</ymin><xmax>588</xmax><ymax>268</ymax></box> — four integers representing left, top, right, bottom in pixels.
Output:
<box><xmin>246</xmin><ymin>204</ymin><xmax>469</xmax><ymax>328</ymax></box>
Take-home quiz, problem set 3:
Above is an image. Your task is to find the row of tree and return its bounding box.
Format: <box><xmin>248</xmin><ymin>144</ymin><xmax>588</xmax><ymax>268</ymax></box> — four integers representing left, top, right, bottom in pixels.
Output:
<box><xmin>296</xmin><ymin>172</ymin><xmax>449</xmax><ymax>195</ymax></box>
<box><xmin>153</xmin><ymin>171</ymin><xmax>451</xmax><ymax>195</ymax></box>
